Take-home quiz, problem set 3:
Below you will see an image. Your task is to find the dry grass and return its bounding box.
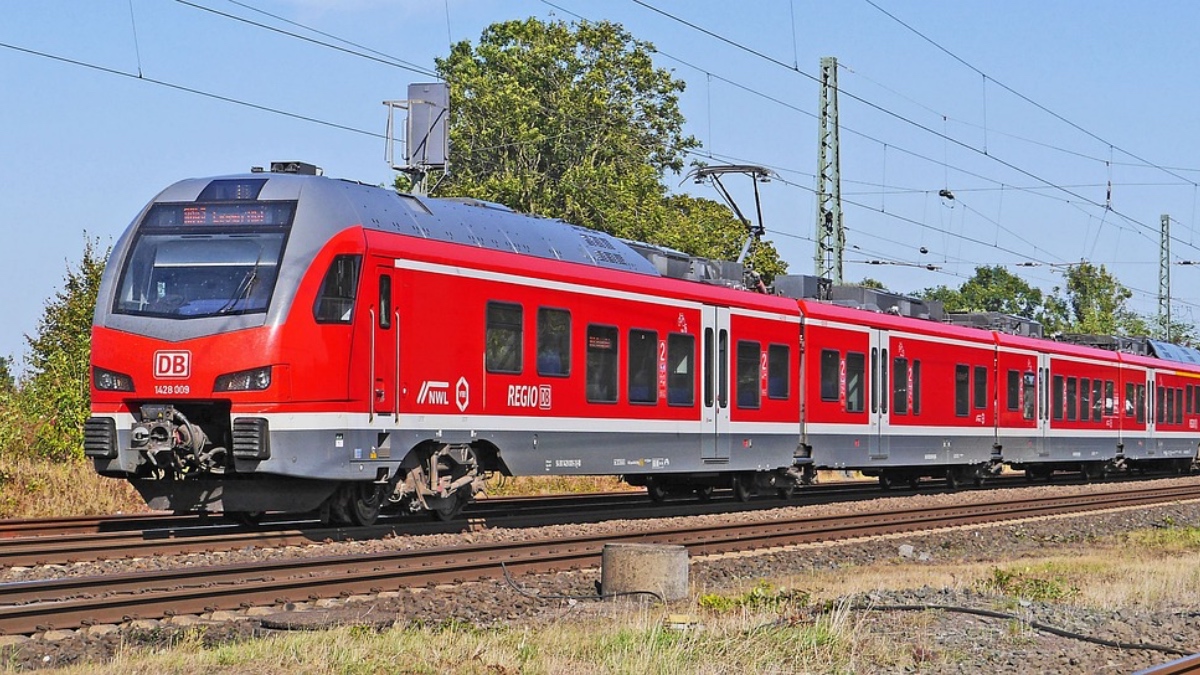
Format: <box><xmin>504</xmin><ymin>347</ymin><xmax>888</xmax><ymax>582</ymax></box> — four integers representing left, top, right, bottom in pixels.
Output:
<box><xmin>43</xmin><ymin>600</ymin><xmax>912</xmax><ymax>675</ymax></box>
<box><xmin>23</xmin><ymin>522</ymin><xmax>1200</xmax><ymax>672</ymax></box>
<box><xmin>482</xmin><ymin>474</ymin><xmax>641</xmax><ymax>497</ymax></box>
<box><xmin>0</xmin><ymin>456</ymin><xmax>146</xmax><ymax>519</ymax></box>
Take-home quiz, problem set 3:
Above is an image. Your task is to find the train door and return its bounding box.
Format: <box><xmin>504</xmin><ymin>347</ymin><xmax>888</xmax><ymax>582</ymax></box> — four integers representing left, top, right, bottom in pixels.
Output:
<box><xmin>701</xmin><ymin>306</ymin><xmax>732</xmax><ymax>461</ymax></box>
<box><xmin>1035</xmin><ymin>352</ymin><xmax>1050</xmax><ymax>457</ymax></box>
<box><xmin>868</xmin><ymin>329</ymin><xmax>888</xmax><ymax>459</ymax></box>
<box><xmin>1147</xmin><ymin>370</ymin><xmax>1158</xmax><ymax>454</ymax></box>
<box><xmin>370</xmin><ymin>265</ymin><xmax>399</xmax><ymax>421</ymax></box>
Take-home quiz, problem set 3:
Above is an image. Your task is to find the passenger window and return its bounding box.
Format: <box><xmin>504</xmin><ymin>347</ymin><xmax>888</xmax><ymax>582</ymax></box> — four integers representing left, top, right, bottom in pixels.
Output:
<box><xmin>736</xmin><ymin>341</ymin><xmax>761</xmax><ymax>409</ymax></box>
<box><xmin>313</xmin><ymin>254</ymin><xmax>361</xmax><ymax>324</ymax></box>
<box><xmin>1066</xmin><ymin>377</ymin><xmax>1077</xmax><ymax>421</ymax></box>
<box><xmin>1157</xmin><ymin>386</ymin><xmax>1166</xmax><ymax>424</ymax></box>
<box><xmin>1052</xmin><ymin>375</ymin><xmax>1064</xmax><ymax>421</ymax></box>
<box><xmin>536</xmin><ymin>308</ymin><xmax>571</xmax><ymax>377</ymax></box>
<box><xmin>892</xmin><ymin>357</ymin><xmax>908</xmax><ymax>415</ymax></box>
<box><xmin>1092</xmin><ymin>380</ymin><xmax>1103</xmax><ymax>422</ymax></box>
<box><xmin>1006</xmin><ymin>370</ymin><xmax>1020</xmax><ymax>411</ymax></box>
<box><xmin>1080</xmin><ymin>378</ymin><xmax>1090</xmax><ymax>422</ymax></box>
<box><xmin>485</xmin><ymin>302</ymin><xmax>522</xmax><ymax>374</ymax></box>
<box><xmin>911</xmin><ymin>360</ymin><xmax>922</xmax><ymax>415</ymax></box>
<box><xmin>1189</xmin><ymin>385</ymin><xmax>1195</xmax><ymax>415</ymax></box>
<box><xmin>1104</xmin><ymin>380</ymin><xmax>1115</xmax><ymax>417</ymax></box>
<box><xmin>820</xmin><ymin>349</ymin><xmax>840</xmax><ymax>402</ymax></box>
<box><xmin>586</xmin><ymin>325</ymin><xmax>618</xmax><ymax>403</ymax></box>
<box><xmin>1125</xmin><ymin>383</ymin><xmax>1135</xmax><ymax>418</ymax></box>
<box><xmin>667</xmin><ymin>333</ymin><xmax>695</xmax><ymax>406</ymax></box>
<box><xmin>973</xmin><ymin>365</ymin><xmax>988</xmax><ymax>410</ymax></box>
<box><xmin>628</xmin><ymin>329</ymin><xmax>658</xmax><ymax>404</ymax></box>
<box><xmin>767</xmin><ymin>344</ymin><xmax>789</xmax><ymax>400</ymax></box>
<box><xmin>955</xmin><ymin>365</ymin><xmax>970</xmax><ymax>417</ymax></box>
<box><xmin>1177</xmin><ymin>387</ymin><xmax>1185</xmax><ymax>424</ymax></box>
<box><xmin>845</xmin><ymin>352</ymin><xmax>865</xmax><ymax>413</ymax></box>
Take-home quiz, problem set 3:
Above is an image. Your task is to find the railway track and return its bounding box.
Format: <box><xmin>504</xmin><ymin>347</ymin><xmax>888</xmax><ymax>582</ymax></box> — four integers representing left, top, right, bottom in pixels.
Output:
<box><xmin>0</xmin><ymin>482</ymin><xmax>1196</xmax><ymax>636</ymax></box>
<box><xmin>0</xmin><ymin>480</ymin><xmax>929</xmax><ymax>568</ymax></box>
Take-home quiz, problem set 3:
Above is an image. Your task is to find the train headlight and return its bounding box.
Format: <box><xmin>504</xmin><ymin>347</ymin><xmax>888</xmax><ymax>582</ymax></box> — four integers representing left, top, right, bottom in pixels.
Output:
<box><xmin>93</xmin><ymin>367</ymin><xmax>134</xmax><ymax>392</ymax></box>
<box><xmin>214</xmin><ymin>366</ymin><xmax>272</xmax><ymax>392</ymax></box>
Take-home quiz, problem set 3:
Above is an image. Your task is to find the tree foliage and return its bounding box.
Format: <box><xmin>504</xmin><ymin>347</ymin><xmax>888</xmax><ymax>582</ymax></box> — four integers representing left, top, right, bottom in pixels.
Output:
<box><xmin>918</xmin><ymin>265</ymin><xmax>1054</xmax><ymax>324</ymax></box>
<box><xmin>8</xmin><ymin>238</ymin><xmax>108</xmax><ymax>461</ymax></box>
<box><xmin>1053</xmin><ymin>261</ymin><xmax>1146</xmax><ymax>336</ymax></box>
<box><xmin>0</xmin><ymin>357</ymin><xmax>13</xmax><ymax>396</ymax></box>
<box><xmin>429</xmin><ymin>17</ymin><xmax>784</xmax><ymax>279</ymax></box>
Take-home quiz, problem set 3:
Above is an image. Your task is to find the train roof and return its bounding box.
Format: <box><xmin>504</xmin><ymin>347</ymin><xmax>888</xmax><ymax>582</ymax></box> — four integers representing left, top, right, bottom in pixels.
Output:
<box><xmin>152</xmin><ymin>171</ymin><xmax>662</xmax><ymax>277</ymax></box>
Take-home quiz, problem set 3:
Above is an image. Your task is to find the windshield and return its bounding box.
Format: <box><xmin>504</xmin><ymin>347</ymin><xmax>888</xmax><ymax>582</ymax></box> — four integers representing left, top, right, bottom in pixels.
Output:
<box><xmin>113</xmin><ymin>202</ymin><xmax>293</xmax><ymax>319</ymax></box>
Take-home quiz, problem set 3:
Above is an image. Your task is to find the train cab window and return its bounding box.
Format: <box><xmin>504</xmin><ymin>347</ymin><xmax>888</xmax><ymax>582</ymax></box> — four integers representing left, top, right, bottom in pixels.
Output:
<box><xmin>1080</xmin><ymin>378</ymin><xmax>1090</xmax><ymax>422</ymax></box>
<box><xmin>378</xmin><ymin>275</ymin><xmax>392</xmax><ymax>329</ymax></box>
<box><xmin>1023</xmin><ymin>371</ymin><xmax>1036</xmax><ymax>420</ymax></box>
<box><xmin>767</xmin><ymin>344</ymin><xmax>789</xmax><ymax>400</ymax></box>
<box><xmin>845</xmin><ymin>352</ymin><xmax>865</xmax><ymax>413</ymax></box>
<box><xmin>1105</xmin><ymin>380</ymin><xmax>1115</xmax><ymax>417</ymax></box>
<box><xmin>586</xmin><ymin>325</ymin><xmax>618</xmax><ymax>403</ymax></box>
<box><xmin>973</xmin><ymin>365</ymin><xmax>988</xmax><ymax>410</ymax></box>
<box><xmin>955</xmin><ymin>365</ymin><xmax>970</xmax><ymax>417</ymax></box>
<box><xmin>1066</xmin><ymin>378</ymin><xmax>1077</xmax><ymax>421</ymax></box>
<box><xmin>820</xmin><ymin>350</ymin><xmax>840</xmax><ymax>402</ymax></box>
<box><xmin>911</xmin><ymin>360</ymin><xmax>922</xmax><ymax>415</ymax></box>
<box><xmin>1052</xmin><ymin>375</ymin><xmax>1064</xmax><ymax>421</ymax></box>
<box><xmin>313</xmin><ymin>254</ymin><xmax>361</xmax><ymax>324</ymax></box>
<box><xmin>667</xmin><ymin>333</ymin><xmax>695</xmax><ymax>406</ymax></box>
<box><xmin>893</xmin><ymin>357</ymin><xmax>908</xmax><ymax>415</ymax></box>
<box><xmin>536</xmin><ymin>308</ymin><xmax>571</xmax><ymax>377</ymax></box>
<box><xmin>1006</xmin><ymin>370</ymin><xmax>1020</xmax><ymax>411</ymax></box>
<box><xmin>736</xmin><ymin>341</ymin><xmax>761</xmax><ymax>409</ymax></box>
<box><xmin>628</xmin><ymin>329</ymin><xmax>658</xmax><ymax>404</ymax></box>
<box><xmin>485</xmin><ymin>302</ymin><xmax>523</xmax><ymax>374</ymax></box>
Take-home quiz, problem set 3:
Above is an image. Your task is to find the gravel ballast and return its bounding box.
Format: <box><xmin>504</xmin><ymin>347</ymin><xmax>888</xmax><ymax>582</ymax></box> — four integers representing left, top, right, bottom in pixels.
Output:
<box><xmin>3</xmin><ymin>476</ymin><xmax>1200</xmax><ymax>672</ymax></box>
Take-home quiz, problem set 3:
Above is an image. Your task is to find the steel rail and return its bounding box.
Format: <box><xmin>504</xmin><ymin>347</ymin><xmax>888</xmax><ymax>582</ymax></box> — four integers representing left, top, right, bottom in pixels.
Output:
<box><xmin>0</xmin><ymin>481</ymin><xmax>933</xmax><ymax>568</ymax></box>
<box><xmin>0</xmin><ymin>483</ymin><xmax>1196</xmax><ymax>635</ymax></box>
<box><xmin>1136</xmin><ymin>652</ymin><xmax>1200</xmax><ymax>675</ymax></box>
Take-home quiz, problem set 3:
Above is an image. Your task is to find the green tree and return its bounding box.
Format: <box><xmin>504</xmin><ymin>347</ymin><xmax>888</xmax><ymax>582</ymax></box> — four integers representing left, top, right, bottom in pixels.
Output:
<box><xmin>1052</xmin><ymin>261</ymin><xmax>1147</xmax><ymax>336</ymax></box>
<box><xmin>917</xmin><ymin>265</ymin><xmax>1056</xmax><ymax>325</ymax></box>
<box><xmin>0</xmin><ymin>357</ymin><xmax>13</xmax><ymax>396</ymax></box>
<box><xmin>430</xmin><ymin>17</ymin><xmax>784</xmax><ymax>279</ymax></box>
<box><xmin>17</xmin><ymin>238</ymin><xmax>108</xmax><ymax>460</ymax></box>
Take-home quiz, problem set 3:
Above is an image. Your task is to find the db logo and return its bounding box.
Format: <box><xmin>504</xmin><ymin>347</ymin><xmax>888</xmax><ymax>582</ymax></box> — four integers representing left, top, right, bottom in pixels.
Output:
<box><xmin>154</xmin><ymin>351</ymin><xmax>191</xmax><ymax>379</ymax></box>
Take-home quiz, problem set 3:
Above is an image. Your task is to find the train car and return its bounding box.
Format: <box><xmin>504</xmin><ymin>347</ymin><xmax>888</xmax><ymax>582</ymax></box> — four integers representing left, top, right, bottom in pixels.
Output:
<box><xmin>796</xmin><ymin>300</ymin><xmax>1004</xmax><ymax>488</ymax></box>
<box><xmin>85</xmin><ymin>163</ymin><xmax>809</xmax><ymax>523</ymax></box>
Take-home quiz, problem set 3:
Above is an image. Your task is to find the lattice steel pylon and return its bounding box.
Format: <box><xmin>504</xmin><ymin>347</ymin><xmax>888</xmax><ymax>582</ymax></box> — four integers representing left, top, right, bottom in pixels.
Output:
<box><xmin>814</xmin><ymin>56</ymin><xmax>844</xmax><ymax>287</ymax></box>
<box><xmin>1160</xmin><ymin>213</ymin><xmax>1171</xmax><ymax>341</ymax></box>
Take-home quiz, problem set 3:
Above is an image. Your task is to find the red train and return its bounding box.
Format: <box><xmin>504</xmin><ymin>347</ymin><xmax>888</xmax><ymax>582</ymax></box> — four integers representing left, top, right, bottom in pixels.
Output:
<box><xmin>86</xmin><ymin>163</ymin><xmax>1200</xmax><ymax>524</ymax></box>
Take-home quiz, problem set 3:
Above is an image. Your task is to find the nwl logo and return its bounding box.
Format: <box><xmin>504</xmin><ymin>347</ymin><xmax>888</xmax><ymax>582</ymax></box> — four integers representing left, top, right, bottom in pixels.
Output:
<box><xmin>417</xmin><ymin>381</ymin><xmax>450</xmax><ymax>405</ymax></box>
<box><xmin>153</xmin><ymin>351</ymin><xmax>191</xmax><ymax>379</ymax></box>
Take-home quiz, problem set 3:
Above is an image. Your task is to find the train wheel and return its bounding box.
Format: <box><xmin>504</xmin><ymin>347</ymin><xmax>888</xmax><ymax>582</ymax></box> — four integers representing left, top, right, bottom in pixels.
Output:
<box><xmin>908</xmin><ymin>476</ymin><xmax>921</xmax><ymax>490</ymax></box>
<box><xmin>945</xmin><ymin>469</ymin><xmax>960</xmax><ymax>491</ymax></box>
<box><xmin>695</xmin><ymin>485</ymin><xmax>714</xmax><ymax>502</ymax></box>
<box><xmin>647</xmin><ymin>482</ymin><xmax>669</xmax><ymax>503</ymax></box>
<box><xmin>348</xmin><ymin>484</ymin><xmax>384</xmax><ymax>526</ymax></box>
<box><xmin>776</xmin><ymin>484</ymin><xmax>795</xmax><ymax>500</ymax></box>
<box><xmin>429</xmin><ymin>487</ymin><xmax>468</xmax><ymax>521</ymax></box>
<box><xmin>878</xmin><ymin>474</ymin><xmax>893</xmax><ymax>491</ymax></box>
<box><xmin>732</xmin><ymin>474</ymin><xmax>753</xmax><ymax>502</ymax></box>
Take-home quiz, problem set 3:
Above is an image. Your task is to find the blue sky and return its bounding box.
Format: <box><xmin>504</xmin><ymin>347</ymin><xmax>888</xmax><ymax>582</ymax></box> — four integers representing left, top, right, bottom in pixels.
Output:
<box><xmin>4</xmin><ymin>1</ymin><xmax>1200</xmax><ymax>368</ymax></box>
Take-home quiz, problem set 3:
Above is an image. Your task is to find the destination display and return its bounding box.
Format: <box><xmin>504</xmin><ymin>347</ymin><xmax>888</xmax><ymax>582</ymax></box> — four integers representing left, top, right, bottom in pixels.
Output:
<box><xmin>142</xmin><ymin>202</ymin><xmax>295</xmax><ymax>228</ymax></box>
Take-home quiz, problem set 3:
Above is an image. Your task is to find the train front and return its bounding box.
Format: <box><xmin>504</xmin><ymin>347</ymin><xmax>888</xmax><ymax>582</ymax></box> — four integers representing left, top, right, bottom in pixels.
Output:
<box><xmin>85</xmin><ymin>166</ymin><xmax>358</xmax><ymax>517</ymax></box>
